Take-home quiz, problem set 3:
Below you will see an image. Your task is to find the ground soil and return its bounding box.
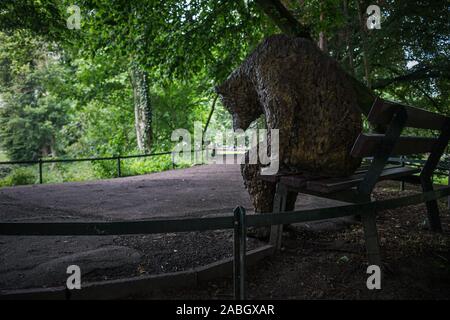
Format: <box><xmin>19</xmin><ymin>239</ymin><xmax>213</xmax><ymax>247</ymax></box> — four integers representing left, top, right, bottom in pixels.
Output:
<box><xmin>1</xmin><ymin>165</ymin><xmax>449</xmax><ymax>299</ymax></box>
<box><xmin>0</xmin><ymin>164</ymin><xmax>341</xmax><ymax>290</ymax></box>
<box><xmin>138</xmin><ymin>182</ymin><xmax>450</xmax><ymax>300</ymax></box>
<box><xmin>112</xmin><ymin>230</ymin><xmax>264</xmax><ymax>277</ymax></box>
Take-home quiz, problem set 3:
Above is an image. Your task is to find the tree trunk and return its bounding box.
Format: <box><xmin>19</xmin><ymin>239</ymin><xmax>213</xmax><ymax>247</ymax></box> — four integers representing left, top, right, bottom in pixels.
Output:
<box><xmin>255</xmin><ymin>0</ymin><xmax>311</xmax><ymax>39</ymax></box>
<box><xmin>356</xmin><ymin>0</ymin><xmax>372</xmax><ymax>88</ymax></box>
<box><xmin>130</xmin><ymin>65</ymin><xmax>152</xmax><ymax>152</ymax></box>
<box><xmin>343</xmin><ymin>0</ymin><xmax>355</xmax><ymax>75</ymax></box>
<box><xmin>318</xmin><ymin>10</ymin><xmax>327</xmax><ymax>52</ymax></box>
<box><xmin>202</xmin><ymin>94</ymin><xmax>219</xmax><ymax>147</ymax></box>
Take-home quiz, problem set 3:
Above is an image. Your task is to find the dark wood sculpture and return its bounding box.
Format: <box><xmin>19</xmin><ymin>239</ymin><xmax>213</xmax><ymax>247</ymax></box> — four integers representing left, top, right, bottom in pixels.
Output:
<box><xmin>216</xmin><ymin>35</ymin><xmax>363</xmax><ymax>217</ymax></box>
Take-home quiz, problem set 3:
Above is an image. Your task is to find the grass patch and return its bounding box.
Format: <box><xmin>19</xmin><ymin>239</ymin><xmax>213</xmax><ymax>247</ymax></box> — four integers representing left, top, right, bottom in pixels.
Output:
<box><xmin>433</xmin><ymin>175</ymin><xmax>449</xmax><ymax>185</ymax></box>
<box><xmin>0</xmin><ymin>154</ymin><xmax>198</xmax><ymax>187</ymax></box>
<box><xmin>121</xmin><ymin>154</ymin><xmax>192</xmax><ymax>177</ymax></box>
<box><xmin>41</xmin><ymin>161</ymin><xmax>99</xmax><ymax>184</ymax></box>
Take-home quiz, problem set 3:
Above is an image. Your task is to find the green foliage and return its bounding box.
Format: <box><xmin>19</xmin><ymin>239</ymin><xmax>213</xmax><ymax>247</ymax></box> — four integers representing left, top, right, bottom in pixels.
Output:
<box><xmin>75</xmin><ymin>0</ymin><xmax>274</xmax><ymax>83</ymax></box>
<box><xmin>124</xmin><ymin>155</ymin><xmax>175</xmax><ymax>176</ymax></box>
<box><xmin>82</xmin><ymin>155</ymin><xmax>189</xmax><ymax>180</ymax></box>
<box><xmin>73</xmin><ymin>84</ymin><xmax>135</xmax><ymax>157</ymax></box>
<box><xmin>90</xmin><ymin>160</ymin><xmax>120</xmax><ymax>179</ymax></box>
<box><xmin>0</xmin><ymin>149</ymin><xmax>8</xmax><ymax>162</ymax></box>
<box><xmin>0</xmin><ymin>166</ymin><xmax>12</xmax><ymax>179</ymax></box>
<box><xmin>40</xmin><ymin>162</ymin><xmax>98</xmax><ymax>184</ymax></box>
<box><xmin>0</xmin><ymin>157</ymin><xmax>187</xmax><ymax>187</ymax></box>
<box><xmin>0</xmin><ymin>0</ymin><xmax>448</xmax><ymax>186</ymax></box>
<box><xmin>152</xmin><ymin>80</ymin><xmax>211</xmax><ymax>151</ymax></box>
<box><xmin>0</xmin><ymin>31</ymin><xmax>74</xmax><ymax>161</ymax></box>
<box><xmin>0</xmin><ymin>167</ymin><xmax>36</xmax><ymax>187</ymax></box>
<box><xmin>433</xmin><ymin>175</ymin><xmax>448</xmax><ymax>186</ymax></box>
<box><xmin>0</xmin><ymin>0</ymin><xmax>66</xmax><ymax>39</ymax></box>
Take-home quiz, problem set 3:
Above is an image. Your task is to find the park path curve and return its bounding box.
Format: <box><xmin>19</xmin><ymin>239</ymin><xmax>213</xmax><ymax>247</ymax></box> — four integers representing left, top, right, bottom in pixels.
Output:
<box><xmin>0</xmin><ymin>164</ymin><xmax>348</xmax><ymax>291</ymax></box>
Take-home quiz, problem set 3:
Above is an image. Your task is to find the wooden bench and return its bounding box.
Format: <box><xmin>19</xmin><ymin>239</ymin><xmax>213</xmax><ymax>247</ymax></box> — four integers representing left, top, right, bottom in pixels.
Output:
<box><xmin>262</xmin><ymin>97</ymin><xmax>450</xmax><ymax>266</ymax></box>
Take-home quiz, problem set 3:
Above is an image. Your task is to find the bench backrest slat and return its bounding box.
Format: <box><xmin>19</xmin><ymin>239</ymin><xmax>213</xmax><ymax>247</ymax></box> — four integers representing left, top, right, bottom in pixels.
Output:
<box><xmin>351</xmin><ymin>134</ymin><xmax>438</xmax><ymax>157</ymax></box>
<box><xmin>368</xmin><ymin>98</ymin><xmax>449</xmax><ymax>130</ymax></box>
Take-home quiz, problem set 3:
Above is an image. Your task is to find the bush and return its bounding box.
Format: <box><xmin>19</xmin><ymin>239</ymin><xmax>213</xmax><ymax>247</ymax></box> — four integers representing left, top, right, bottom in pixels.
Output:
<box><xmin>42</xmin><ymin>162</ymin><xmax>98</xmax><ymax>184</ymax></box>
<box><xmin>123</xmin><ymin>155</ymin><xmax>174</xmax><ymax>176</ymax></box>
<box><xmin>0</xmin><ymin>167</ymin><xmax>36</xmax><ymax>187</ymax></box>
<box><xmin>433</xmin><ymin>175</ymin><xmax>449</xmax><ymax>186</ymax></box>
<box><xmin>91</xmin><ymin>159</ymin><xmax>120</xmax><ymax>179</ymax></box>
<box><xmin>0</xmin><ymin>155</ymin><xmax>200</xmax><ymax>187</ymax></box>
<box><xmin>0</xmin><ymin>165</ymin><xmax>12</xmax><ymax>179</ymax></box>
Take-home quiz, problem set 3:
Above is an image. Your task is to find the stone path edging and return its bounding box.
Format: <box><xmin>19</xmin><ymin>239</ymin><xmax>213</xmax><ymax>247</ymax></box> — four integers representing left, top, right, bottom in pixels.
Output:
<box><xmin>0</xmin><ymin>245</ymin><xmax>274</xmax><ymax>300</ymax></box>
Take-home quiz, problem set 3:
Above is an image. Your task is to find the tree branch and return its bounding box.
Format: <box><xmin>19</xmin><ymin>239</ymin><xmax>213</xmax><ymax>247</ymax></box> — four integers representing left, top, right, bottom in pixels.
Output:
<box><xmin>372</xmin><ymin>64</ymin><xmax>447</xmax><ymax>112</ymax></box>
<box><xmin>202</xmin><ymin>93</ymin><xmax>219</xmax><ymax>146</ymax></box>
<box><xmin>254</xmin><ymin>0</ymin><xmax>311</xmax><ymax>39</ymax></box>
<box><xmin>372</xmin><ymin>66</ymin><xmax>445</xmax><ymax>89</ymax></box>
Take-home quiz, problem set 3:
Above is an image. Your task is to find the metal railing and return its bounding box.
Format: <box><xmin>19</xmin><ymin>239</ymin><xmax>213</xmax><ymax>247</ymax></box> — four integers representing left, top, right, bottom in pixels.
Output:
<box><xmin>386</xmin><ymin>156</ymin><xmax>449</xmax><ymax>176</ymax></box>
<box><xmin>0</xmin><ymin>151</ymin><xmax>175</xmax><ymax>184</ymax></box>
<box><xmin>0</xmin><ymin>150</ymin><xmax>201</xmax><ymax>184</ymax></box>
<box><xmin>0</xmin><ymin>147</ymin><xmax>245</xmax><ymax>185</ymax></box>
<box><xmin>1</xmin><ymin>153</ymin><xmax>449</xmax><ymax>186</ymax></box>
<box><xmin>1</xmin><ymin>186</ymin><xmax>449</xmax><ymax>299</ymax></box>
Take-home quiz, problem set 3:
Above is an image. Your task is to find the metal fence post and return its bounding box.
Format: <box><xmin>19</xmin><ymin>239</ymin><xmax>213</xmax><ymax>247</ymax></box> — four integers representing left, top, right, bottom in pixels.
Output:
<box><xmin>448</xmin><ymin>167</ymin><xmax>450</xmax><ymax>210</ymax></box>
<box><xmin>400</xmin><ymin>156</ymin><xmax>405</xmax><ymax>191</ymax></box>
<box><xmin>171</xmin><ymin>152</ymin><xmax>175</xmax><ymax>169</ymax></box>
<box><xmin>38</xmin><ymin>159</ymin><xmax>43</xmax><ymax>184</ymax></box>
<box><xmin>117</xmin><ymin>156</ymin><xmax>121</xmax><ymax>177</ymax></box>
<box><xmin>233</xmin><ymin>206</ymin><xmax>246</xmax><ymax>300</ymax></box>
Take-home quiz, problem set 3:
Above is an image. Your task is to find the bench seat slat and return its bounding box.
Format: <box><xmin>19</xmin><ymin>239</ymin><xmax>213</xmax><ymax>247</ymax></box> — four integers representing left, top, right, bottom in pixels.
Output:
<box><xmin>351</xmin><ymin>134</ymin><xmax>437</xmax><ymax>157</ymax></box>
<box><xmin>260</xmin><ymin>164</ymin><xmax>404</xmax><ymax>185</ymax></box>
<box><xmin>259</xmin><ymin>171</ymin><xmax>318</xmax><ymax>183</ymax></box>
<box><xmin>306</xmin><ymin>166</ymin><xmax>420</xmax><ymax>193</ymax></box>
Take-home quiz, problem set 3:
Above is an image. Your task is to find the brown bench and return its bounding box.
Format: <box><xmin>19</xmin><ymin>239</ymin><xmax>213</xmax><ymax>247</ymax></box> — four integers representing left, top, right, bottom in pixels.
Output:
<box><xmin>262</xmin><ymin>97</ymin><xmax>450</xmax><ymax>266</ymax></box>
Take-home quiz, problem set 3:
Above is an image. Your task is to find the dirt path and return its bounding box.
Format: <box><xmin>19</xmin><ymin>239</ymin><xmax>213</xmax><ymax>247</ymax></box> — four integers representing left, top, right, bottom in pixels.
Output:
<box><xmin>0</xmin><ymin>164</ymin><xmax>253</xmax><ymax>222</ymax></box>
<box><xmin>2</xmin><ymin>166</ymin><xmax>447</xmax><ymax>298</ymax></box>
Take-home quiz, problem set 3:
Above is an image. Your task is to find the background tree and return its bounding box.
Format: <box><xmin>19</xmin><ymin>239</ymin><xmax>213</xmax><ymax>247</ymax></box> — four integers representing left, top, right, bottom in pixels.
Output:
<box><xmin>0</xmin><ymin>31</ymin><xmax>74</xmax><ymax>161</ymax></box>
<box><xmin>0</xmin><ymin>0</ymin><xmax>448</xmax><ymax>184</ymax></box>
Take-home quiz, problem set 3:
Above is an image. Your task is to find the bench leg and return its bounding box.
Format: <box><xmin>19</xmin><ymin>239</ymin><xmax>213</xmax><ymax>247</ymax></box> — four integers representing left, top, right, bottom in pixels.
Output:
<box><xmin>421</xmin><ymin>177</ymin><xmax>442</xmax><ymax>232</ymax></box>
<box><xmin>361</xmin><ymin>210</ymin><xmax>382</xmax><ymax>267</ymax></box>
<box><xmin>269</xmin><ymin>183</ymin><xmax>287</xmax><ymax>250</ymax></box>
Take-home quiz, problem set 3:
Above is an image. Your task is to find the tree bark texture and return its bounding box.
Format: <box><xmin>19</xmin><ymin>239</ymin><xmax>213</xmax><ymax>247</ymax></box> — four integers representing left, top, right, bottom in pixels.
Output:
<box><xmin>216</xmin><ymin>35</ymin><xmax>363</xmax><ymax>214</ymax></box>
<box><xmin>130</xmin><ymin>65</ymin><xmax>152</xmax><ymax>152</ymax></box>
<box><xmin>255</xmin><ymin>0</ymin><xmax>375</xmax><ymax>115</ymax></box>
